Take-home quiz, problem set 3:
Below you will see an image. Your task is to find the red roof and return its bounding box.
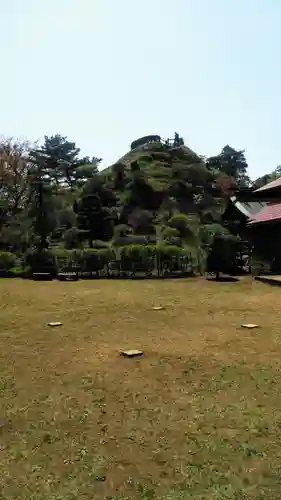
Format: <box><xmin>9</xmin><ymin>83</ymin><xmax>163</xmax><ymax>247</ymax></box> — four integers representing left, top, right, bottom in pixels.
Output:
<box><xmin>248</xmin><ymin>202</ymin><xmax>281</xmax><ymax>225</ymax></box>
<box><xmin>255</xmin><ymin>177</ymin><xmax>281</xmax><ymax>192</ymax></box>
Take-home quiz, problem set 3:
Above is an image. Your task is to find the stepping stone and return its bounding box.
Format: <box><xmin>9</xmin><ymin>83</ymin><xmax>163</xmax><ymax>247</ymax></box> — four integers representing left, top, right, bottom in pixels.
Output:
<box><xmin>121</xmin><ymin>350</ymin><xmax>143</xmax><ymax>358</ymax></box>
<box><xmin>48</xmin><ymin>322</ymin><xmax>63</xmax><ymax>327</ymax></box>
<box><xmin>152</xmin><ymin>306</ymin><xmax>165</xmax><ymax>311</ymax></box>
<box><xmin>241</xmin><ymin>324</ymin><xmax>259</xmax><ymax>329</ymax></box>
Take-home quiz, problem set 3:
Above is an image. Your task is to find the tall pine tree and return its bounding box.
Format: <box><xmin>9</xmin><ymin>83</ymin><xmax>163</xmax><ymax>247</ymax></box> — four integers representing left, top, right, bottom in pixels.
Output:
<box><xmin>30</xmin><ymin>135</ymin><xmax>101</xmax><ymax>188</ymax></box>
<box><xmin>75</xmin><ymin>178</ymin><xmax>116</xmax><ymax>246</ymax></box>
<box><xmin>28</xmin><ymin>152</ymin><xmax>56</xmax><ymax>249</ymax></box>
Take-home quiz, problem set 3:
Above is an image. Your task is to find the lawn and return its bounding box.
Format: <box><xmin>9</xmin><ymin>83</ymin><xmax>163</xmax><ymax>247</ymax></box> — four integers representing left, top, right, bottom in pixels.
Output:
<box><xmin>1</xmin><ymin>277</ymin><xmax>281</xmax><ymax>499</ymax></box>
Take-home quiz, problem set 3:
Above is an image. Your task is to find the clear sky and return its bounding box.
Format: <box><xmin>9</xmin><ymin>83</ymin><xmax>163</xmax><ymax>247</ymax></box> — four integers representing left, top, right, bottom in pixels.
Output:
<box><xmin>0</xmin><ymin>0</ymin><xmax>280</xmax><ymax>179</ymax></box>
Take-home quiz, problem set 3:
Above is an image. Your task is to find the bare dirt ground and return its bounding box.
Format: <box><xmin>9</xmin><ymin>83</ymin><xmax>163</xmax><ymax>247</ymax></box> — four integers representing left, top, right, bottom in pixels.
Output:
<box><xmin>1</xmin><ymin>277</ymin><xmax>281</xmax><ymax>499</ymax></box>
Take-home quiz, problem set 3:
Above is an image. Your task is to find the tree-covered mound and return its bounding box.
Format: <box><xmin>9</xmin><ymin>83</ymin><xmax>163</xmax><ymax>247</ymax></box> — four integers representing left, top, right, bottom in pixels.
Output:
<box><xmin>0</xmin><ymin>132</ymin><xmax>253</xmax><ymax>277</ymax></box>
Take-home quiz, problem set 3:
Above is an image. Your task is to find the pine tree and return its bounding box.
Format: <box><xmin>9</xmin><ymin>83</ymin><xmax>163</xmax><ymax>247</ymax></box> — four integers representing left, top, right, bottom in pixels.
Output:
<box><xmin>75</xmin><ymin>178</ymin><xmax>116</xmax><ymax>246</ymax></box>
<box><xmin>28</xmin><ymin>152</ymin><xmax>56</xmax><ymax>249</ymax></box>
<box><xmin>30</xmin><ymin>135</ymin><xmax>101</xmax><ymax>188</ymax></box>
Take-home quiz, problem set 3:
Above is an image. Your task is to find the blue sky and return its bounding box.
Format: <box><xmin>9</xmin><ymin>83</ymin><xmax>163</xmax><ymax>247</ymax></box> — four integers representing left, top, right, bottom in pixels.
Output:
<box><xmin>0</xmin><ymin>0</ymin><xmax>280</xmax><ymax>178</ymax></box>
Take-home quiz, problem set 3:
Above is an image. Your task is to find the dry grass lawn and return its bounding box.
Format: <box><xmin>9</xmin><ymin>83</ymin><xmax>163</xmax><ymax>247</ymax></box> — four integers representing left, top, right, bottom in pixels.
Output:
<box><xmin>1</xmin><ymin>277</ymin><xmax>281</xmax><ymax>499</ymax></box>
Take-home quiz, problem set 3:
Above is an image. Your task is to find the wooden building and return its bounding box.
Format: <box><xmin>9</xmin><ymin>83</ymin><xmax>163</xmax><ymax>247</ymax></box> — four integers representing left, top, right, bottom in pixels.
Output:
<box><xmin>246</xmin><ymin>178</ymin><xmax>281</xmax><ymax>271</ymax></box>
<box><xmin>222</xmin><ymin>195</ymin><xmax>265</xmax><ymax>237</ymax></box>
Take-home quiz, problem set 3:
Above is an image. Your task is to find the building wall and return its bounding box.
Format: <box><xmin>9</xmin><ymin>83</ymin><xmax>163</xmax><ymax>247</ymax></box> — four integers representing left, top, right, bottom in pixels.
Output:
<box><xmin>249</xmin><ymin>222</ymin><xmax>281</xmax><ymax>269</ymax></box>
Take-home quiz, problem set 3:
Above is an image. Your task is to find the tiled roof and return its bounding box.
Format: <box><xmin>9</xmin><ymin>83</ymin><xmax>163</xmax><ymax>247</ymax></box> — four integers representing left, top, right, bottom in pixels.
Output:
<box><xmin>255</xmin><ymin>177</ymin><xmax>281</xmax><ymax>192</ymax></box>
<box><xmin>248</xmin><ymin>202</ymin><xmax>281</xmax><ymax>225</ymax></box>
<box><xmin>230</xmin><ymin>196</ymin><xmax>265</xmax><ymax>218</ymax></box>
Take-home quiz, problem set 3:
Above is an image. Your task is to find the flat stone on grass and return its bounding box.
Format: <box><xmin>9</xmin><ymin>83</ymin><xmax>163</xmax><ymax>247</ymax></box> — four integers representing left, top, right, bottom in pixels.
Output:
<box><xmin>121</xmin><ymin>350</ymin><xmax>143</xmax><ymax>358</ymax></box>
<box><xmin>48</xmin><ymin>322</ymin><xmax>63</xmax><ymax>327</ymax></box>
<box><xmin>241</xmin><ymin>324</ymin><xmax>259</xmax><ymax>329</ymax></box>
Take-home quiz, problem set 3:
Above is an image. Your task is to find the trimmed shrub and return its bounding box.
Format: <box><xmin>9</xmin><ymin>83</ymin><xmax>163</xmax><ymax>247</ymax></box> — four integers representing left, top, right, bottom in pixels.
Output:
<box><xmin>92</xmin><ymin>240</ymin><xmax>110</xmax><ymax>249</ymax></box>
<box><xmin>63</xmin><ymin>227</ymin><xmax>80</xmax><ymax>249</ymax></box>
<box><xmin>8</xmin><ymin>258</ymin><xmax>30</xmax><ymax>278</ymax></box>
<box><xmin>146</xmin><ymin>234</ymin><xmax>157</xmax><ymax>244</ymax></box>
<box><xmin>112</xmin><ymin>224</ymin><xmax>131</xmax><ymax>246</ymax></box>
<box><xmin>161</xmin><ymin>226</ymin><xmax>180</xmax><ymax>239</ymax></box>
<box><xmin>24</xmin><ymin>249</ymin><xmax>57</xmax><ymax>277</ymax></box>
<box><xmin>119</xmin><ymin>235</ymin><xmax>148</xmax><ymax>246</ymax></box>
<box><xmin>167</xmin><ymin>213</ymin><xmax>199</xmax><ymax>245</ymax></box>
<box><xmin>1</xmin><ymin>243</ymin><xmax>208</xmax><ymax>279</ymax></box>
<box><xmin>0</xmin><ymin>252</ymin><xmax>16</xmax><ymax>272</ymax></box>
<box><xmin>119</xmin><ymin>245</ymin><xmax>156</xmax><ymax>274</ymax></box>
<box><xmin>54</xmin><ymin>249</ymin><xmax>80</xmax><ymax>273</ymax></box>
<box><xmin>115</xmin><ymin>244</ymin><xmax>201</xmax><ymax>276</ymax></box>
<box><xmin>54</xmin><ymin>248</ymin><xmax>114</xmax><ymax>275</ymax></box>
<box><xmin>156</xmin><ymin>244</ymin><xmax>190</xmax><ymax>274</ymax></box>
<box><xmin>207</xmin><ymin>235</ymin><xmax>239</xmax><ymax>278</ymax></box>
<box><xmin>80</xmin><ymin>248</ymin><xmax>114</xmax><ymax>274</ymax></box>
<box><xmin>161</xmin><ymin>226</ymin><xmax>181</xmax><ymax>247</ymax></box>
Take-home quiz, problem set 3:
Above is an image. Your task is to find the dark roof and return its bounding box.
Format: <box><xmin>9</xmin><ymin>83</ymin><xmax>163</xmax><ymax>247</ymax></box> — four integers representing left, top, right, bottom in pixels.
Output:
<box><xmin>255</xmin><ymin>177</ymin><xmax>281</xmax><ymax>192</ymax></box>
<box><xmin>230</xmin><ymin>196</ymin><xmax>265</xmax><ymax>218</ymax></box>
<box><xmin>248</xmin><ymin>202</ymin><xmax>281</xmax><ymax>225</ymax></box>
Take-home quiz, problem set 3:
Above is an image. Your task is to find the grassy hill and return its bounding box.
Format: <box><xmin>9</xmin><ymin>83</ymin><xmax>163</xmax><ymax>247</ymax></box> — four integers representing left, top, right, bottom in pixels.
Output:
<box><xmin>105</xmin><ymin>141</ymin><xmax>201</xmax><ymax>170</ymax></box>
<box><xmin>101</xmin><ymin>139</ymin><xmax>207</xmax><ymax>192</ymax></box>
<box><xmin>100</xmin><ymin>138</ymin><xmax>227</xmax><ymax>225</ymax></box>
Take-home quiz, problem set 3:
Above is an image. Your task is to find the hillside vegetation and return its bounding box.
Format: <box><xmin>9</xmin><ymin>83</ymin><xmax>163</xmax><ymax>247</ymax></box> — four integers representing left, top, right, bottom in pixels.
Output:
<box><xmin>0</xmin><ymin>132</ymin><xmax>254</xmax><ymax>276</ymax></box>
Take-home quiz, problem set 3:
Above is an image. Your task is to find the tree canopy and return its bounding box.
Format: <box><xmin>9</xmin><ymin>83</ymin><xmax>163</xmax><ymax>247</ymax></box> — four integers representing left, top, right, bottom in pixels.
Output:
<box><xmin>207</xmin><ymin>145</ymin><xmax>250</xmax><ymax>187</ymax></box>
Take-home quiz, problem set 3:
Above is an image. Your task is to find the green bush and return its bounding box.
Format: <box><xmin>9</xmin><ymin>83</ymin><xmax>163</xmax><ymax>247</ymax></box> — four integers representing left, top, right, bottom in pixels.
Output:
<box><xmin>0</xmin><ymin>252</ymin><xmax>16</xmax><ymax>271</ymax></box>
<box><xmin>200</xmin><ymin>223</ymin><xmax>230</xmax><ymax>249</ymax></box>
<box><xmin>156</xmin><ymin>244</ymin><xmax>193</xmax><ymax>274</ymax></box>
<box><xmin>167</xmin><ymin>214</ymin><xmax>200</xmax><ymax>246</ymax></box>
<box><xmin>168</xmin><ymin>214</ymin><xmax>190</xmax><ymax>232</ymax></box>
<box><xmin>161</xmin><ymin>226</ymin><xmax>181</xmax><ymax>246</ymax></box>
<box><xmin>161</xmin><ymin>226</ymin><xmax>179</xmax><ymax>238</ymax></box>
<box><xmin>9</xmin><ymin>258</ymin><xmax>30</xmax><ymax>277</ymax></box>
<box><xmin>146</xmin><ymin>234</ymin><xmax>157</xmax><ymax>244</ymax></box>
<box><xmin>1</xmin><ymin>243</ymin><xmax>207</xmax><ymax>279</ymax></box>
<box><xmin>54</xmin><ymin>248</ymin><xmax>114</xmax><ymax>274</ymax></box>
<box><xmin>117</xmin><ymin>244</ymin><xmax>196</xmax><ymax>275</ymax></box>
<box><xmin>54</xmin><ymin>249</ymin><xmax>80</xmax><ymax>272</ymax></box>
<box><xmin>115</xmin><ymin>244</ymin><xmax>201</xmax><ymax>275</ymax></box>
<box><xmin>91</xmin><ymin>240</ymin><xmax>110</xmax><ymax>249</ymax></box>
<box><xmin>24</xmin><ymin>249</ymin><xmax>56</xmax><ymax>276</ymax></box>
<box><xmin>111</xmin><ymin>224</ymin><xmax>131</xmax><ymax>246</ymax></box>
<box><xmin>114</xmin><ymin>235</ymin><xmax>148</xmax><ymax>246</ymax></box>
<box><xmin>207</xmin><ymin>234</ymin><xmax>239</xmax><ymax>277</ymax></box>
<box><xmin>188</xmin><ymin>246</ymin><xmax>207</xmax><ymax>275</ymax></box>
<box><xmin>63</xmin><ymin>227</ymin><xmax>80</xmax><ymax>249</ymax></box>
<box><xmin>80</xmin><ymin>248</ymin><xmax>114</xmax><ymax>273</ymax></box>
<box><xmin>119</xmin><ymin>245</ymin><xmax>156</xmax><ymax>273</ymax></box>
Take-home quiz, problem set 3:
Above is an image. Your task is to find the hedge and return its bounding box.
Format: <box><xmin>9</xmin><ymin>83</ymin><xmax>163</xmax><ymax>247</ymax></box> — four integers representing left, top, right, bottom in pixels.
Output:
<box><xmin>24</xmin><ymin>249</ymin><xmax>57</xmax><ymax>277</ymax></box>
<box><xmin>119</xmin><ymin>244</ymin><xmax>156</xmax><ymax>275</ymax></box>
<box><xmin>3</xmin><ymin>245</ymin><xmax>207</xmax><ymax>278</ymax></box>
<box><xmin>54</xmin><ymin>245</ymin><xmax>202</xmax><ymax>277</ymax></box>
<box><xmin>0</xmin><ymin>252</ymin><xmax>17</xmax><ymax>271</ymax></box>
